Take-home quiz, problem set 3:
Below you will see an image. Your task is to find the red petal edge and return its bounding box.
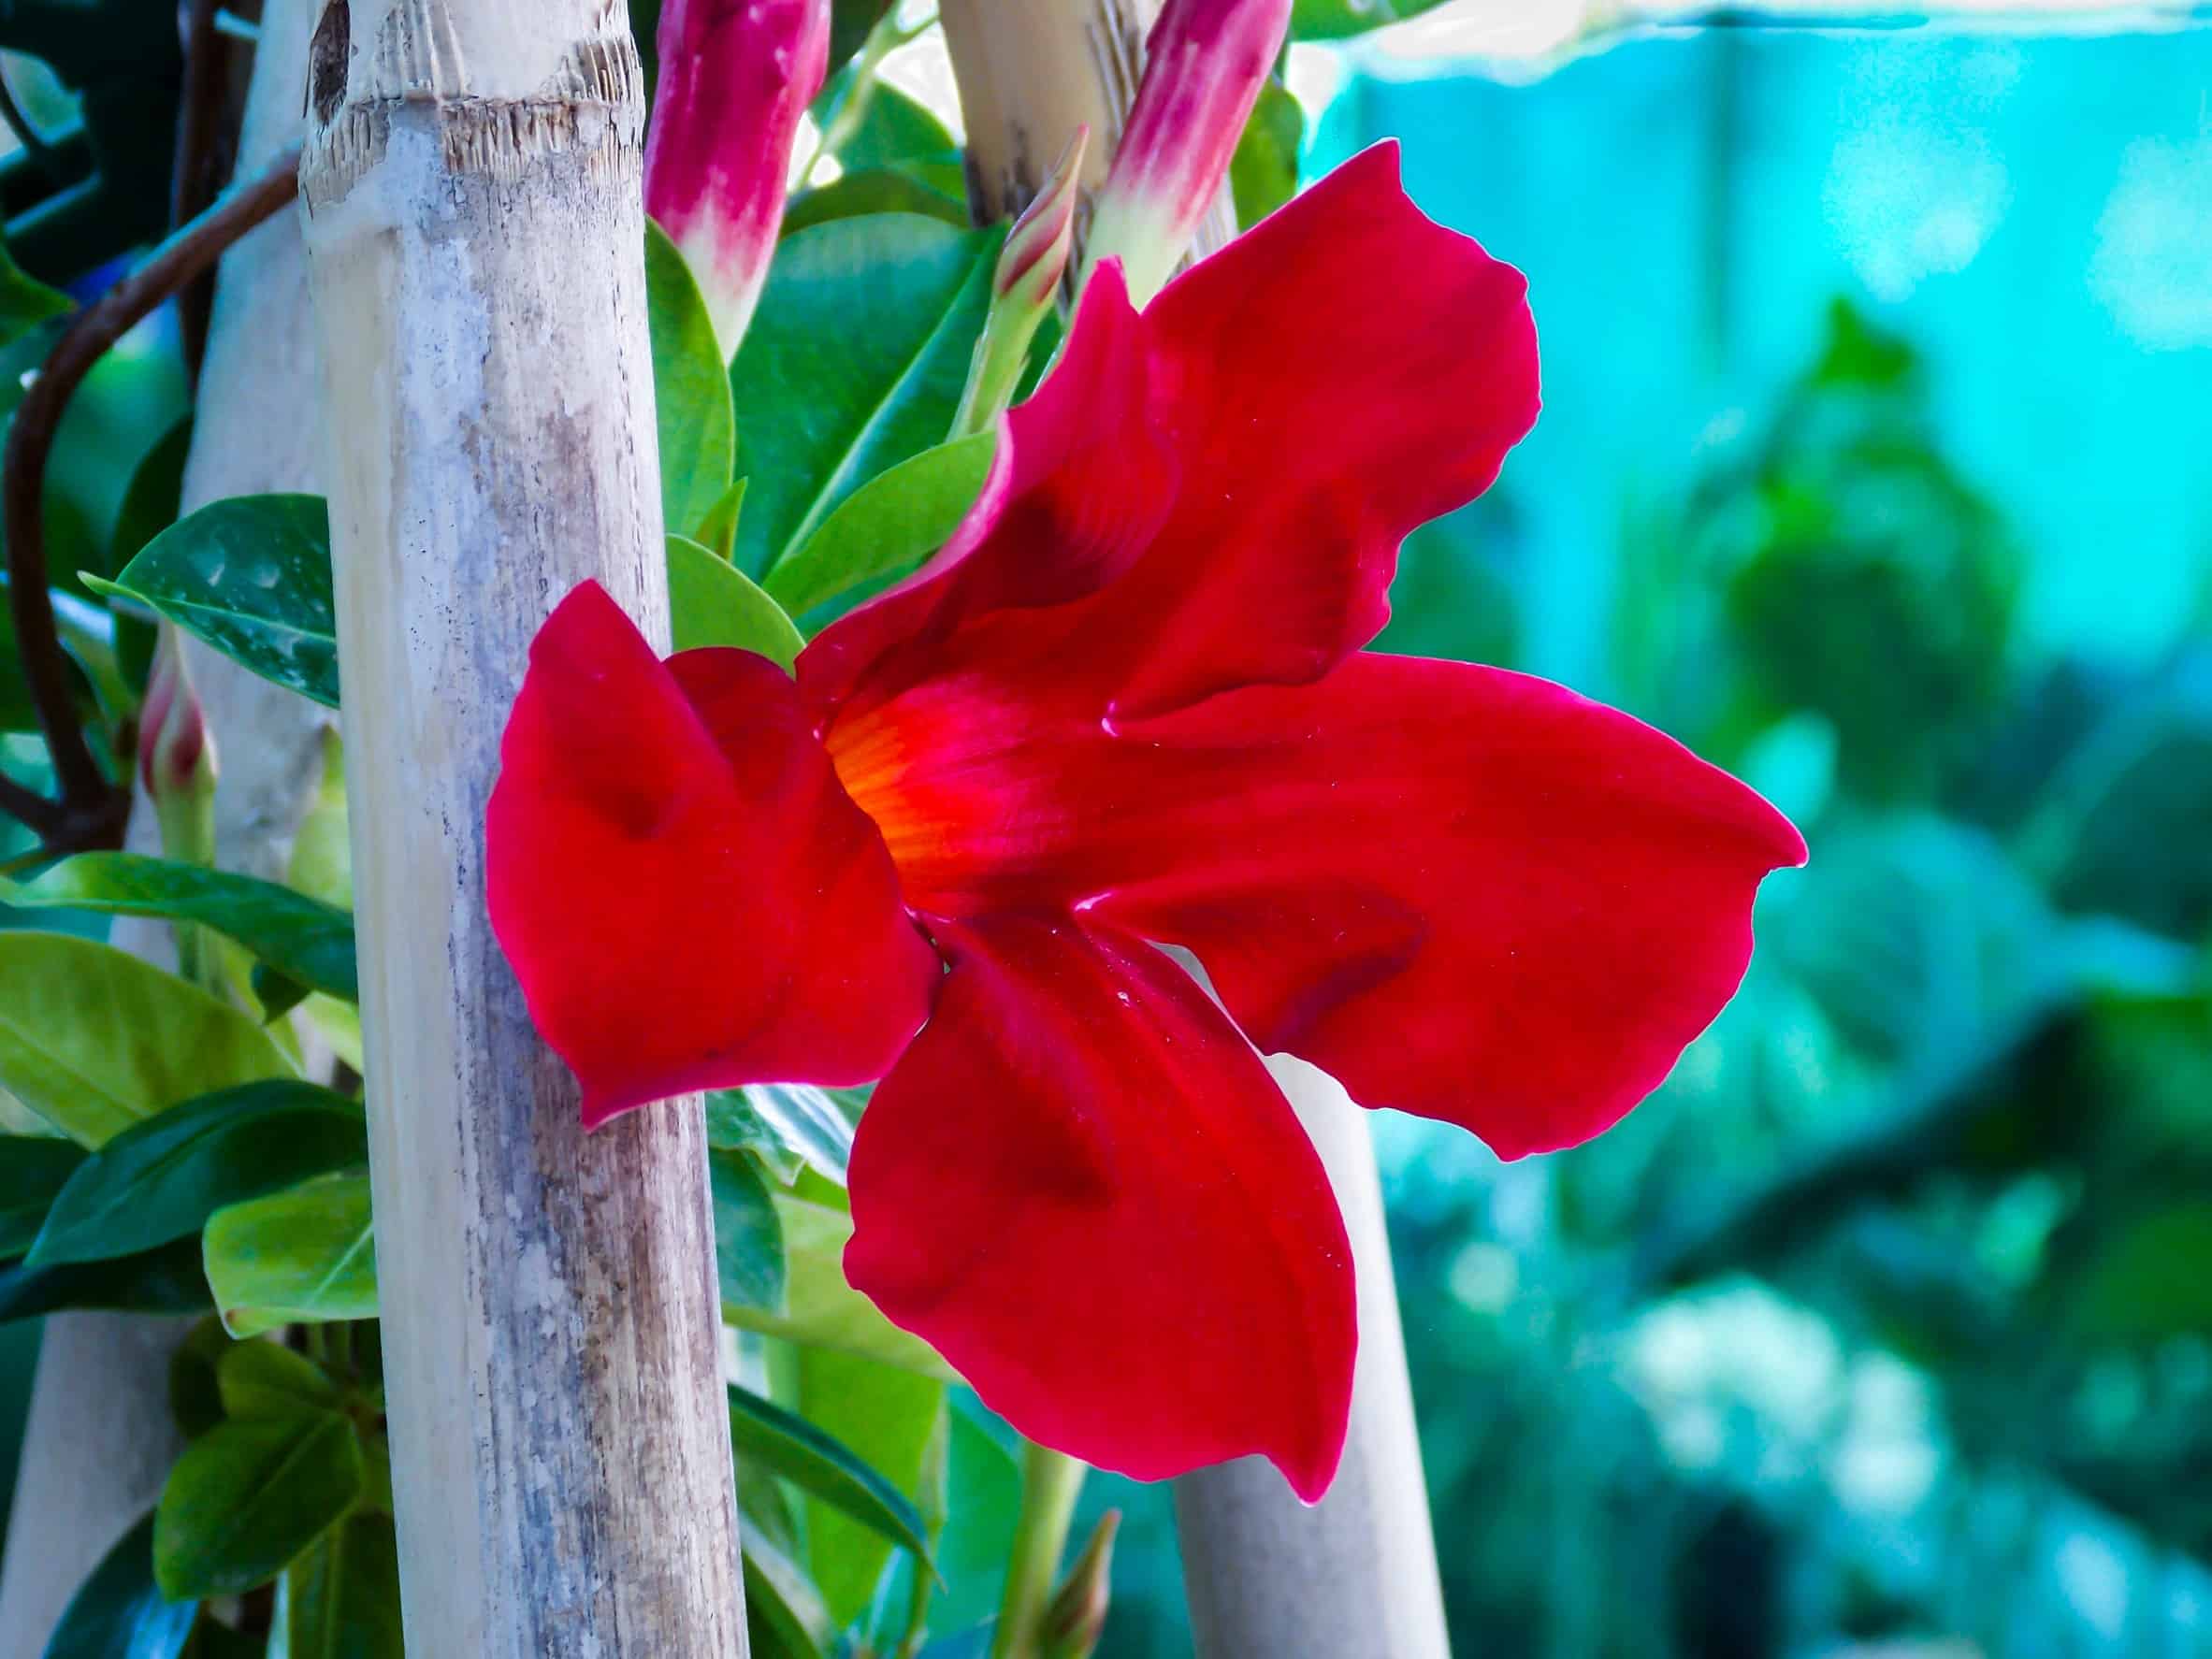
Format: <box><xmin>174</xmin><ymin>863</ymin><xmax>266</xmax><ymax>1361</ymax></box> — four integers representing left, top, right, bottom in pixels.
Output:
<box><xmin>485</xmin><ymin>581</ymin><xmax>939</xmax><ymax>1129</ymax></box>
<box><xmin>845</xmin><ymin>916</ymin><xmax>1355</xmax><ymax>1500</ymax></box>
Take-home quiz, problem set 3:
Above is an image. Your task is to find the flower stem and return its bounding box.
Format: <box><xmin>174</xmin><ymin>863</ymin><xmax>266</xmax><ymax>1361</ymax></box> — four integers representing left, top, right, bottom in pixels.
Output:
<box><xmin>990</xmin><ymin>1441</ymin><xmax>1088</xmax><ymax>1659</ymax></box>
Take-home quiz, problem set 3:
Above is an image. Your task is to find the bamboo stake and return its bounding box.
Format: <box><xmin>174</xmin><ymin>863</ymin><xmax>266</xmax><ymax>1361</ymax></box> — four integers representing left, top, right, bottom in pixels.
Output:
<box><xmin>296</xmin><ymin>2</ymin><xmax>745</xmax><ymax>1651</ymax></box>
<box><xmin>0</xmin><ymin>6</ymin><xmax>331</xmax><ymax>1649</ymax></box>
<box><xmin>936</xmin><ymin>7</ymin><xmax>1453</xmax><ymax>1654</ymax></box>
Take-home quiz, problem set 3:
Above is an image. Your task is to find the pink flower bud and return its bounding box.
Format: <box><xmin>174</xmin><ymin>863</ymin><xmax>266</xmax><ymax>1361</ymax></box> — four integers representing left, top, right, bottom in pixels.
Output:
<box><xmin>953</xmin><ymin>127</ymin><xmax>1089</xmax><ymax>434</ymax></box>
<box><xmin>1082</xmin><ymin>0</ymin><xmax>1292</xmax><ymax>308</ymax></box>
<box><xmin>139</xmin><ymin>628</ymin><xmax>217</xmax><ymax>867</ymax></box>
<box><xmin>643</xmin><ymin>0</ymin><xmax>831</xmax><ymax>357</ymax></box>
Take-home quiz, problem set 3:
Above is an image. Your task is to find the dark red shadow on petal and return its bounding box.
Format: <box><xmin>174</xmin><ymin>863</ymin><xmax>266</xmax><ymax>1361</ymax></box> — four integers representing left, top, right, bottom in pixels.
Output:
<box><xmin>845</xmin><ymin>916</ymin><xmax>1354</xmax><ymax>1500</ymax></box>
<box><xmin>485</xmin><ymin>582</ymin><xmax>939</xmax><ymax>1128</ymax></box>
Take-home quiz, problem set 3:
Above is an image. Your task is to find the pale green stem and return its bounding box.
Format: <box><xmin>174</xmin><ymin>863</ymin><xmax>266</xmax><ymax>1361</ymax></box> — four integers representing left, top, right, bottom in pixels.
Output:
<box><xmin>801</xmin><ymin>8</ymin><xmax>938</xmax><ymax>187</ymax></box>
<box><xmin>990</xmin><ymin>1441</ymin><xmax>1088</xmax><ymax>1659</ymax></box>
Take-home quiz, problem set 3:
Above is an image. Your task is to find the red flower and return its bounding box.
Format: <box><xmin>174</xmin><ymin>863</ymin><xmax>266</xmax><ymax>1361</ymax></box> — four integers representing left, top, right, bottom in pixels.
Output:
<box><xmin>486</xmin><ymin>144</ymin><xmax>1805</xmax><ymax>1500</ymax></box>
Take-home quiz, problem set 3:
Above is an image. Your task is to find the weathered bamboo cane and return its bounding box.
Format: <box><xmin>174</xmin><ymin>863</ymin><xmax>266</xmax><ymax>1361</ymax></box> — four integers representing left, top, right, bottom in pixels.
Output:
<box><xmin>936</xmin><ymin>5</ymin><xmax>1453</xmax><ymax>1654</ymax></box>
<box><xmin>296</xmin><ymin>1</ymin><xmax>745</xmax><ymax>1651</ymax></box>
<box><xmin>0</xmin><ymin>5</ymin><xmax>333</xmax><ymax>1648</ymax></box>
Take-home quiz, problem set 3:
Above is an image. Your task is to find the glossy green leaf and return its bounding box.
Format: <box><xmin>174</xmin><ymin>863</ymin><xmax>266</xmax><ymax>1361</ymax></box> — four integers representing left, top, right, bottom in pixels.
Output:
<box><xmin>728</xmin><ymin>1383</ymin><xmax>932</xmax><ymax>1563</ymax></box>
<box><xmin>1289</xmin><ymin>0</ymin><xmax>1453</xmax><ymax>36</ymax></box>
<box><xmin>708</xmin><ymin>1083</ymin><xmax>857</xmax><ymax>1184</ymax></box>
<box><xmin>695</xmin><ymin>477</ymin><xmax>748</xmax><ymax>561</ymax></box>
<box><xmin>96</xmin><ymin>495</ymin><xmax>338</xmax><ymax>709</ymax></box>
<box><xmin>217</xmin><ymin>1338</ymin><xmax>343</xmax><ymax>1421</ymax></box>
<box><xmin>278</xmin><ymin>1512</ymin><xmax>404</xmax><ymax>1659</ymax></box>
<box><xmin>0</xmin><ymin>1235</ymin><xmax>211</xmax><ymax>1323</ymax></box>
<box><xmin>703</xmin><ymin>1091</ymin><xmax>803</xmax><ymax>1184</ymax></box>
<box><xmin>648</xmin><ymin>219</ymin><xmax>739</xmax><ymax>532</ymax></box>
<box><xmin>0</xmin><ymin>933</ymin><xmax>297</xmax><ymax>1147</ymax></box>
<box><xmin>799</xmin><ymin>1349</ymin><xmax>944</xmax><ymax>1625</ymax></box>
<box><xmin>0</xmin><ymin>236</ymin><xmax>70</xmax><ymax>349</ymax></box>
<box><xmin>30</xmin><ymin>1081</ymin><xmax>366</xmax><ymax>1267</ymax></box>
<box><xmin>837</xmin><ymin>84</ymin><xmax>957</xmax><ymax>171</ymax></box>
<box><xmin>154</xmin><ymin>1413</ymin><xmax>363</xmax><ymax>1599</ymax></box>
<box><xmin>766</xmin><ymin>431</ymin><xmax>995</xmax><ymax>618</ymax></box>
<box><xmin>1231</xmin><ymin>80</ymin><xmax>1306</xmax><ymax>229</ymax></box>
<box><xmin>734</xmin><ymin>215</ymin><xmax>1001</xmax><ymax>576</ymax></box>
<box><xmin>668</xmin><ymin>534</ymin><xmax>806</xmax><ymax>665</ymax></box>
<box><xmin>744</xmin><ymin>1528</ymin><xmax>836</xmax><ymax>1659</ymax></box>
<box><xmin>722</xmin><ymin>1195</ymin><xmax>956</xmax><ymax>1378</ymax></box>
<box><xmin>41</xmin><ymin>1512</ymin><xmax>198</xmax><ymax>1659</ymax></box>
<box><xmin>0</xmin><ymin>1133</ymin><xmax>86</xmax><ymax>1259</ymax></box>
<box><xmin>712</xmin><ymin>1147</ymin><xmax>788</xmax><ymax>1312</ymax></box>
<box><xmin>784</xmin><ymin>167</ymin><xmax>969</xmax><ymax>237</ymax></box>
<box><xmin>2</xmin><ymin>854</ymin><xmax>358</xmax><ymax>1001</ymax></box>
<box><xmin>170</xmin><ymin>1317</ymin><xmax>233</xmax><ymax>1439</ymax></box>
<box><xmin>203</xmin><ymin>1173</ymin><xmax>377</xmax><ymax>1337</ymax></box>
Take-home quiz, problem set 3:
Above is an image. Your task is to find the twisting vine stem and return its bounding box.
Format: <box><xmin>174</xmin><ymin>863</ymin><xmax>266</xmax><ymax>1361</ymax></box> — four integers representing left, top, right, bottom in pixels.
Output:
<box><xmin>0</xmin><ymin>143</ymin><xmax>301</xmax><ymax>854</ymax></box>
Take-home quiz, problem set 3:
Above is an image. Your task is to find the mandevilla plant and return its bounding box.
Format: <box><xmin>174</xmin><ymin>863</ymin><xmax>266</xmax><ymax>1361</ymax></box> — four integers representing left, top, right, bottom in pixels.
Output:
<box><xmin>0</xmin><ymin>0</ymin><xmax>1800</xmax><ymax>1652</ymax></box>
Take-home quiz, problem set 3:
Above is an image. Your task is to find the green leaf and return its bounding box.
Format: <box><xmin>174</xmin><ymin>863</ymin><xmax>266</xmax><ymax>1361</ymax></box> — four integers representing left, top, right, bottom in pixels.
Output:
<box><xmin>712</xmin><ymin>1148</ymin><xmax>788</xmax><ymax>1313</ymax></box>
<box><xmin>766</xmin><ymin>431</ymin><xmax>995</xmax><ymax>618</ymax></box>
<box><xmin>648</xmin><ymin>219</ymin><xmax>739</xmax><ymax>533</ymax></box>
<box><xmin>744</xmin><ymin>1528</ymin><xmax>836</xmax><ymax>1659</ymax></box>
<box><xmin>1</xmin><ymin>854</ymin><xmax>358</xmax><ymax>1001</ymax></box>
<box><xmin>728</xmin><ymin>1383</ymin><xmax>932</xmax><ymax>1563</ymax></box>
<box><xmin>735</xmin><ymin>215</ymin><xmax>1001</xmax><ymax>577</ymax></box>
<box><xmin>0</xmin><ymin>1235</ymin><xmax>211</xmax><ymax>1323</ymax></box>
<box><xmin>668</xmin><ymin>535</ymin><xmax>807</xmax><ymax>665</ymax></box>
<box><xmin>722</xmin><ymin>1195</ymin><xmax>956</xmax><ymax>1378</ymax></box>
<box><xmin>154</xmin><ymin>1414</ymin><xmax>364</xmax><ymax>1599</ymax></box>
<box><xmin>837</xmin><ymin>84</ymin><xmax>957</xmax><ymax>172</ymax></box>
<box><xmin>170</xmin><ymin>1317</ymin><xmax>233</xmax><ymax>1439</ymax></box>
<box><xmin>0</xmin><ymin>933</ymin><xmax>297</xmax><ymax>1147</ymax></box>
<box><xmin>96</xmin><ymin>495</ymin><xmax>338</xmax><ymax>709</ymax></box>
<box><xmin>798</xmin><ymin>1350</ymin><xmax>944</xmax><ymax>1626</ymax></box>
<box><xmin>706</xmin><ymin>1083</ymin><xmax>856</xmax><ymax>1184</ymax></box>
<box><xmin>2065</xmin><ymin>1203</ymin><xmax>2212</xmax><ymax>1339</ymax></box>
<box><xmin>30</xmin><ymin>1081</ymin><xmax>366</xmax><ymax>1267</ymax></box>
<box><xmin>0</xmin><ymin>236</ymin><xmax>70</xmax><ymax>351</ymax></box>
<box><xmin>0</xmin><ymin>1133</ymin><xmax>87</xmax><ymax>1259</ymax></box>
<box><xmin>218</xmin><ymin>1338</ymin><xmax>343</xmax><ymax>1421</ymax></box>
<box><xmin>784</xmin><ymin>168</ymin><xmax>969</xmax><ymax>237</ymax></box>
<box><xmin>287</xmin><ymin>727</ymin><xmax>352</xmax><ymax>912</ymax></box>
<box><xmin>203</xmin><ymin>1173</ymin><xmax>376</xmax><ymax>1337</ymax></box>
<box><xmin>695</xmin><ymin>477</ymin><xmax>748</xmax><ymax>561</ymax></box>
<box><xmin>278</xmin><ymin>1512</ymin><xmax>404</xmax><ymax>1659</ymax></box>
<box><xmin>828</xmin><ymin>0</ymin><xmax>891</xmax><ymax>77</ymax></box>
<box><xmin>41</xmin><ymin>1512</ymin><xmax>198</xmax><ymax>1659</ymax></box>
<box><xmin>1289</xmin><ymin>0</ymin><xmax>1453</xmax><ymax>36</ymax></box>
<box><xmin>1230</xmin><ymin>80</ymin><xmax>1305</xmax><ymax>229</ymax></box>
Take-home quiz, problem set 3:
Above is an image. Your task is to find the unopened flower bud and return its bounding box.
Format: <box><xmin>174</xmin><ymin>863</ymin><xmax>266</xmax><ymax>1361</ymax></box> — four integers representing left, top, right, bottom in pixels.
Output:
<box><xmin>1040</xmin><ymin>1509</ymin><xmax>1120</xmax><ymax>1659</ymax></box>
<box><xmin>1081</xmin><ymin>0</ymin><xmax>1291</xmax><ymax>308</ymax></box>
<box><xmin>139</xmin><ymin>627</ymin><xmax>216</xmax><ymax>866</ymax></box>
<box><xmin>954</xmin><ymin>127</ymin><xmax>1089</xmax><ymax>436</ymax></box>
<box><xmin>643</xmin><ymin>0</ymin><xmax>831</xmax><ymax>358</ymax></box>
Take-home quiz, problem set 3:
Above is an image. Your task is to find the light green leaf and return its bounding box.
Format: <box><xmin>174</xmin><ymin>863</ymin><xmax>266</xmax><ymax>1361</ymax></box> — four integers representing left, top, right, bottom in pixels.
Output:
<box><xmin>766</xmin><ymin>430</ymin><xmax>995</xmax><ymax>619</ymax></box>
<box><xmin>712</xmin><ymin>1147</ymin><xmax>788</xmax><ymax>1313</ymax></box>
<box><xmin>30</xmin><ymin>1081</ymin><xmax>366</xmax><ymax>1267</ymax></box>
<box><xmin>695</xmin><ymin>477</ymin><xmax>748</xmax><ymax>561</ymax></box>
<box><xmin>0</xmin><ymin>236</ymin><xmax>70</xmax><ymax>350</ymax></box>
<box><xmin>668</xmin><ymin>534</ymin><xmax>806</xmax><ymax>665</ymax></box>
<box><xmin>0</xmin><ymin>1133</ymin><xmax>86</xmax><ymax>1259</ymax></box>
<box><xmin>218</xmin><ymin>1338</ymin><xmax>343</xmax><ymax>1421</ymax></box>
<box><xmin>1230</xmin><ymin>80</ymin><xmax>1305</xmax><ymax>229</ymax></box>
<box><xmin>2</xmin><ymin>854</ymin><xmax>357</xmax><ymax>1001</ymax></box>
<box><xmin>1289</xmin><ymin>0</ymin><xmax>1453</xmax><ymax>36</ymax></box>
<box><xmin>836</xmin><ymin>84</ymin><xmax>957</xmax><ymax>172</ymax></box>
<box><xmin>277</xmin><ymin>1512</ymin><xmax>404</xmax><ymax>1659</ymax></box>
<box><xmin>648</xmin><ymin>219</ymin><xmax>739</xmax><ymax>531</ymax></box>
<box><xmin>744</xmin><ymin>1528</ymin><xmax>836</xmax><ymax>1659</ymax></box>
<box><xmin>41</xmin><ymin>1512</ymin><xmax>198</xmax><ymax>1659</ymax></box>
<box><xmin>798</xmin><ymin>1350</ymin><xmax>944</xmax><ymax>1626</ymax></box>
<box><xmin>154</xmin><ymin>1414</ymin><xmax>363</xmax><ymax>1599</ymax></box>
<box><xmin>735</xmin><ymin>215</ymin><xmax>1001</xmax><ymax>576</ymax></box>
<box><xmin>706</xmin><ymin>1083</ymin><xmax>856</xmax><ymax>1184</ymax></box>
<box><xmin>722</xmin><ymin>1195</ymin><xmax>956</xmax><ymax>1379</ymax></box>
<box><xmin>95</xmin><ymin>494</ymin><xmax>338</xmax><ymax>708</ymax></box>
<box><xmin>728</xmin><ymin>1383</ymin><xmax>932</xmax><ymax>1563</ymax></box>
<box><xmin>203</xmin><ymin>1173</ymin><xmax>377</xmax><ymax>1337</ymax></box>
<box><xmin>0</xmin><ymin>932</ymin><xmax>297</xmax><ymax>1147</ymax></box>
<box><xmin>784</xmin><ymin>167</ymin><xmax>968</xmax><ymax>237</ymax></box>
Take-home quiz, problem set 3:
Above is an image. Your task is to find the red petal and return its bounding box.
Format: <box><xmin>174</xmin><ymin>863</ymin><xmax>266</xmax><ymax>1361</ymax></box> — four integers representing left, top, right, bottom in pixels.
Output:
<box><xmin>802</xmin><ymin>142</ymin><xmax>1540</xmax><ymax>722</ymax></box>
<box><xmin>830</xmin><ymin>651</ymin><xmax>1804</xmax><ymax>1160</ymax></box>
<box><xmin>845</xmin><ymin>916</ymin><xmax>1353</xmax><ymax>1499</ymax></box>
<box><xmin>485</xmin><ymin>582</ymin><xmax>937</xmax><ymax>1128</ymax></box>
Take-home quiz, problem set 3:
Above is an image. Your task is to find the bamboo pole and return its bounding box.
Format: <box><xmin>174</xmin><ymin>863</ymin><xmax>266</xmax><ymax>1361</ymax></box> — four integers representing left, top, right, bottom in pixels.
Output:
<box><xmin>296</xmin><ymin>2</ymin><xmax>745</xmax><ymax>1651</ymax></box>
<box><xmin>0</xmin><ymin>6</ymin><xmax>330</xmax><ymax>1649</ymax></box>
<box><xmin>936</xmin><ymin>7</ymin><xmax>1453</xmax><ymax>1654</ymax></box>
